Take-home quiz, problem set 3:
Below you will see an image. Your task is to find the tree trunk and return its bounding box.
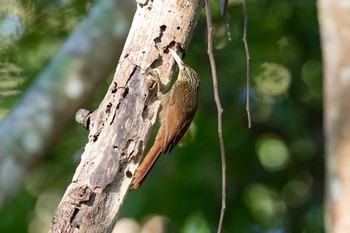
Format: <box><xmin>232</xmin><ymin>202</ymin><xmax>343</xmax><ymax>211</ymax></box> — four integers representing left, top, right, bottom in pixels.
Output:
<box><xmin>48</xmin><ymin>0</ymin><xmax>203</xmax><ymax>232</ymax></box>
<box><xmin>319</xmin><ymin>1</ymin><xmax>350</xmax><ymax>232</ymax></box>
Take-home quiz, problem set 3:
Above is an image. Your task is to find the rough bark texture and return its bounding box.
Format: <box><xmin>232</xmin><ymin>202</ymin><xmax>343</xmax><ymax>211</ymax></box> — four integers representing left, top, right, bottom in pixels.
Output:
<box><xmin>318</xmin><ymin>1</ymin><xmax>350</xmax><ymax>232</ymax></box>
<box><xmin>49</xmin><ymin>0</ymin><xmax>203</xmax><ymax>232</ymax></box>
<box><xmin>0</xmin><ymin>0</ymin><xmax>134</xmax><ymax>209</ymax></box>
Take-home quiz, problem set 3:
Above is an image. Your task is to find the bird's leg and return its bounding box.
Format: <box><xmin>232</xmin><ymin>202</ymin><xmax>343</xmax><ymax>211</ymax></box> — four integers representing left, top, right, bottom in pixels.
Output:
<box><xmin>146</xmin><ymin>68</ymin><xmax>166</xmax><ymax>99</ymax></box>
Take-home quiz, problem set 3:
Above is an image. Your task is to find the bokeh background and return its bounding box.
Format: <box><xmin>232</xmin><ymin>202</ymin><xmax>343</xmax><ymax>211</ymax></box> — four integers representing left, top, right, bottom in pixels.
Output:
<box><xmin>0</xmin><ymin>0</ymin><xmax>323</xmax><ymax>232</ymax></box>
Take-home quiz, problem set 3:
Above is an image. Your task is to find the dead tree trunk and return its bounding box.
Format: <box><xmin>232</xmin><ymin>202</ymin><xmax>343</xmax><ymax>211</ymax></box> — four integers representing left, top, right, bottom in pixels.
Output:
<box><xmin>48</xmin><ymin>0</ymin><xmax>203</xmax><ymax>232</ymax></box>
<box><xmin>319</xmin><ymin>1</ymin><xmax>350</xmax><ymax>232</ymax></box>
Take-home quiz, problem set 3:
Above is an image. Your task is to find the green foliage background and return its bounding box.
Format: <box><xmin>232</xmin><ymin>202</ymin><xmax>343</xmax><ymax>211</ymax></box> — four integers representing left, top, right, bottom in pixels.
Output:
<box><xmin>0</xmin><ymin>0</ymin><xmax>323</xmax><ymax>232</ymax></box>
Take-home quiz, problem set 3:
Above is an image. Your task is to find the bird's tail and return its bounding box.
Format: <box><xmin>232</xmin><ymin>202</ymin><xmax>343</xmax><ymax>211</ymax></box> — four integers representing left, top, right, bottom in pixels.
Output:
<box><xmin>131</xmin><ymin>138</ymin><xmax>164</xmax><ymax>190</ymax></box>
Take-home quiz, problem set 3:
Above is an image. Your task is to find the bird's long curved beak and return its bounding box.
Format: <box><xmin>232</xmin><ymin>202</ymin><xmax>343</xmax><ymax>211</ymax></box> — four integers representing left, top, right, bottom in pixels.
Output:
<box><xmin>169</xmin><ymin>48</ymin><xmax>184</xmax><ymax>69</ymax></box>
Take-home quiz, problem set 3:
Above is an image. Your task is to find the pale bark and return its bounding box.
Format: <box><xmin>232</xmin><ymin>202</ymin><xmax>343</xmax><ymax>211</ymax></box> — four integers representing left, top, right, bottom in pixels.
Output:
<box><xmin>318</xmin><ymin>0</ymin><xmax>350</xmax><ymax>232</ymax></box>
<box><xmin>48</xmin><ymin>0</ymin><xmax>203</xmax><ymax>232</ymax></box>
<box><xmin>0</xmin><ymin>0</ymin><xmax>134</xmax><ymax>209</ymax></box>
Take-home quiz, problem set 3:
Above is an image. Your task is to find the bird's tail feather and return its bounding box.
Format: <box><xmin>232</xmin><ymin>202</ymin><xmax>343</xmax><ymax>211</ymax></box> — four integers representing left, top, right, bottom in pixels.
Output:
<box><xmin>131</xmin><ymin>138</ymin><xmax>164</xmax><ymax>190</ymax></box>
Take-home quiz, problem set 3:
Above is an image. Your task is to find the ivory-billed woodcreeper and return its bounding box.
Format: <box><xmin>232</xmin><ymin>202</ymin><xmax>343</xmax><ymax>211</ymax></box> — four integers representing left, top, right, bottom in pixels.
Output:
<box><xmin>131</xmin><ymin>49</ymin><xmax>200</xmax><ymax>189</ymax></box>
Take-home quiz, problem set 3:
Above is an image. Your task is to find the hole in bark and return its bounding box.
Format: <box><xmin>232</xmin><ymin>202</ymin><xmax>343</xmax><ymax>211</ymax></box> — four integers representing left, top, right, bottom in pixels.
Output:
<box><xmin>106</xmin><ymin>103</ymin><xmax>112</xmax><ymax>113</ymax></box>
<box><xmin>154</xmin><ymin>37</ymin><xmax>161</xmax><ymax>44</ymax></box>
<box><xmin>150</xmin><ymin>54</ymin><xmax>163</xmax><ymax>68</ymax></box>
<box><xmin>70</xmin><ymin>207</ymin><xmax>80</xmax><ymax>225</ymax></box>
<box><xmin>126</xmin><ymin>170</ymin><xmax>132</xmax><ymax>178</ymax></box>
<box><xmin>165</xmin><ymin>41</ymin><xmax>177</xmax><ymax>53</ymax></box>
<box><xmin>122</xmin><ymin>87</ymin><xmax>129</xmax><ymax>98</ymax></box>
<box><xmin>154</xmin><ymin>25</ymin><xmax>167</xmax><ymax>45</ymax></box>
<box><xmin>177</xmin><ymin>26</ymin><xmax>180</xmax><ymax>30</ymax></box>
<box><xmin>111</xmin><ymin>82</ymin><xmax>118</xmax><ymax>93</ymax></box>
<box><xmin>142</xmin><ymin>105</ymin><xmax>149</xmax><ymax>120</ymax></box>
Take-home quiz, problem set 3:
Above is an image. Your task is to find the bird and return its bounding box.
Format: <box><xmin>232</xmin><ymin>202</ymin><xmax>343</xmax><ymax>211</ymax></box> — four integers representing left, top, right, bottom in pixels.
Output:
<box><xmin>131</xmin><ymin>48</ymin><xmax>200</xmax><ymax>189</ymax></box>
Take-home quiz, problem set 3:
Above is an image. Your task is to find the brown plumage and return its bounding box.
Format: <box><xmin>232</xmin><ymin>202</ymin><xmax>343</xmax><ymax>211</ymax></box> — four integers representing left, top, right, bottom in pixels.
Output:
<box><xmin>131</xmin><ymin>49</ymin><xmax>200</xmax><ymax>190</ymax></box>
